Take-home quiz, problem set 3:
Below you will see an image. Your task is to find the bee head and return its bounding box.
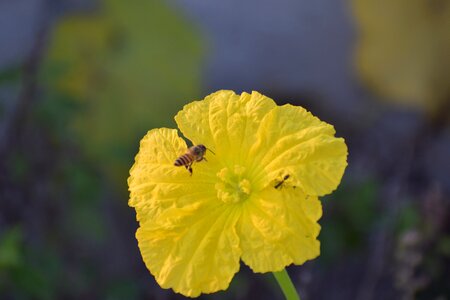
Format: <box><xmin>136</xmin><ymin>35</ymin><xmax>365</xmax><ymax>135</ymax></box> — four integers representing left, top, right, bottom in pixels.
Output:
<box><xmin>196</xmin><ymin>144</ymin><xmax>207</xmax><ymax>155</ymax></box>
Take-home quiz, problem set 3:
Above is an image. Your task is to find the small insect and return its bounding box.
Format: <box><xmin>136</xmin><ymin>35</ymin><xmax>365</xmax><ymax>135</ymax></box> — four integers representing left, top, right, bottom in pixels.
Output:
<box><xmin>274</xmin><ymin>174</ymin><xmax>290</xmax><ymax>189</ymax></box>
<box><xmin>174</xmin><ymin>144</ymin><xmax>214</xmax><ymax>175</ymax></box>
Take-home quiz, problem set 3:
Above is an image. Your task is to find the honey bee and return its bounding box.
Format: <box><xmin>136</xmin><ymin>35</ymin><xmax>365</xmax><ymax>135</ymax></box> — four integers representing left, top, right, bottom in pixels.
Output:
<box><xmin>274</xmin><ymin>175</ymin><xmax>290</xmax><ymax>189</ymax></box>
<box><xmin>174</xmin><ymin>144</ymin><xmax>213</xmax><ymax>175</ymax></box>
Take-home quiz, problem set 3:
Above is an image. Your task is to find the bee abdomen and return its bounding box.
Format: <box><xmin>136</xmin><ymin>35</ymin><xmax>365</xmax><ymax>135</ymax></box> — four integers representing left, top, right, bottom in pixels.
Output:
<box><xmin>174</xmin><ymin>154</ymin><xmax>193</xmax><ymax>166</ymax></box>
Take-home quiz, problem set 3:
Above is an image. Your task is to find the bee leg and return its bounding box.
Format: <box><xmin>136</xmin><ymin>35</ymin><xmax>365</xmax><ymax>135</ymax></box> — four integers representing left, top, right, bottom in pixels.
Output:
<box><xmin>186</xmin><ymin>163</ymin><xmax>193</xmax><ymax>175</ymax></box>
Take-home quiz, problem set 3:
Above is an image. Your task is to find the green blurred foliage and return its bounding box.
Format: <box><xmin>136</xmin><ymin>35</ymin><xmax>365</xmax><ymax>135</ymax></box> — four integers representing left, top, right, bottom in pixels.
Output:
<box><xmin>7</xmin><ymin>152</ymin><xmax>30</xmax><ymax>184</ymax></box>
<box><xmin>437</xmin><ymin>236</ymin><xmax>450</xmax><ymax>257</ymax></box>
<box><xmin>40</xmin><ymin>0</ymin><xmax>203</xmax><ymax>188</ymax></box>
<box><xmin>0</xmin><ymin>227</ymin><xmax>22</xmax><ymax>270</ymax></box>
<box><xmin>321</xmin><ymin>178</ymin><xmax>379</xmax><ymax>262</ymax></box>
<box><xmin>61</xmin><ymin>160</ymin><xmax>106</xmax><ymax>241</ymax></box>
<box><xmin>105</xmin><ymin>279</ymin><xmax>140</xmax><ymax>300</ymax></box>
<box><xmin>0</xmin><ymin>66</ymin><xmax>22</xmax><ymax>119</ymax></box>
<box><xmin>0</xmin><ymin>66</ymin><xmax>22</xmax><ymax>85</ymax></box>
<box><xmin>395</xmin><ymin>203</ymin><xmax>420</xmax><ymax>234</ymax></box>
<box><xmin>0</xmin><ymin>227</ymin><xmax>60</xmax><ymax>300</ymax></box>
<box><xmin>10</xmin><ymin>248</ymin><xmax>61</xmax><ymax>300</ymax></box>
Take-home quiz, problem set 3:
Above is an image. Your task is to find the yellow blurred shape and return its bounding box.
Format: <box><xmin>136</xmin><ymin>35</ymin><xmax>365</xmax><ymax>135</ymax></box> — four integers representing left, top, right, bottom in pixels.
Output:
<box><xmin>42</xmin><ymin>0</ymin><xmax>203</xmax><ymax>187</ymax></box>
<box><xmin>352</xmin><ymin>0</ymin><xmax>450</xmax><ymax>115</ymax></box>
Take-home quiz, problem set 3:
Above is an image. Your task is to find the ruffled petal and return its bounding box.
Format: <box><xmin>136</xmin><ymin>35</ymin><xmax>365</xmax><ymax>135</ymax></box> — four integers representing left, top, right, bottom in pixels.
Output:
<box><xmin>238</xmin><ymin>188</ymin><xmax>321</xmax><ymax>273</ymax></box>
<box><xmin>250</xmin><ymin>105</ymin><xmax>348</xmax><ymax>196</ymax></box>
<box><xmin>175</xmin><ymin>90</ymin><xmax>276</xmax><ymax>165</ymax></box>
<box><xmin>128</xmin><ymin>128</ymin><xmax>220</xmax><ymax>222</ymax></box>
<box><xmin>129</xmin><ymin>92</ymin><xmax>348</xmax><ymax>297</ymax></box>
<box><xmin>136</xmin><ymin>203</ymin><xmax>242</xmax><ymax>297</ymax></box>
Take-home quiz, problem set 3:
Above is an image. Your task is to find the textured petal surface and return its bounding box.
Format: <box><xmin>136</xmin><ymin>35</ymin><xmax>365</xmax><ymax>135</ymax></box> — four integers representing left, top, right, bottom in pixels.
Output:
<box><xmin>129</xmin><ymin>91</ymin><xmax>349</xmax><ymax>297</ymax></box>
<box><xmin>137</xmin><ymin>204</ymin><xmax>241</xmax><ymax>297</ymax></box>
<box><xmin>238</xmin><ymin>187</ymin><xmax>322</xmax><ymax>272</ymax></box>
<box><xmin>128</xmin><ymin>128</ymin><xmax>220</xmax><ymax>223</ymax></box>
<box><xmin>175</xmin><ymin>90</ymin><xmax>276</xmax><ymax>165</ymax></box>
<box><xmin>249</xmin><ymin>105</ymin><xmax>348</xmax><ymax>196</ymax></box>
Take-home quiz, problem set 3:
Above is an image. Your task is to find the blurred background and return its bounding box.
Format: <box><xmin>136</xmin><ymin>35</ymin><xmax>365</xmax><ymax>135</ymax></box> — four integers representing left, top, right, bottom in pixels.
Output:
<box><xmin>0</xmin><ymin>0</ymin><xmax>449</xmax><ymax>299</ymax></box>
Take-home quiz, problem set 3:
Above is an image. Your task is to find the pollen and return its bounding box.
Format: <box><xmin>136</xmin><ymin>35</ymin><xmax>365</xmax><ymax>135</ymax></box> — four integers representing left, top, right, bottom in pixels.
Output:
<box><xmin>215</xmin><ymin>166</ymin><xmax>252</xmax><ymax>204</ymax></box>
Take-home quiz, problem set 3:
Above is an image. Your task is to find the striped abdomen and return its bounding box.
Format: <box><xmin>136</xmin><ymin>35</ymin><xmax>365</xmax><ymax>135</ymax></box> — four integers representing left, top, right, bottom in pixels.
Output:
<box><xmin>174</xmin><ymin>153</ymin><xmax>195</xmax><ymax>167</ymax></box>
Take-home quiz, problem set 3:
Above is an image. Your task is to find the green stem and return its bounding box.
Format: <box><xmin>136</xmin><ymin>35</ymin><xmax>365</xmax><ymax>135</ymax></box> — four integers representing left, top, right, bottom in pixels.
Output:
<box><xmin>272</xmin><ymin>269</ymin><xmax>301</xmax><ymax>300</ymax></box>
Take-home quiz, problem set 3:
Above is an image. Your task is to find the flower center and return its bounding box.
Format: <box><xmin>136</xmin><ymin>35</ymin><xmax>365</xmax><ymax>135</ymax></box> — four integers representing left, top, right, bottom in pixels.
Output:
<box><xmin>215</xmin><ymin>165</ymin><xmax>252</xmax><ymax>204</ymax></box>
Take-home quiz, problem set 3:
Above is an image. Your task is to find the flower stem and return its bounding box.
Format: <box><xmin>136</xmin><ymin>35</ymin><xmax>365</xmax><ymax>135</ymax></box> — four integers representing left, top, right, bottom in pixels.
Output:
<box><xmin>272</xmin><ymin>269</ymin><xmax>300</xmax><ymax>300</ymax></box>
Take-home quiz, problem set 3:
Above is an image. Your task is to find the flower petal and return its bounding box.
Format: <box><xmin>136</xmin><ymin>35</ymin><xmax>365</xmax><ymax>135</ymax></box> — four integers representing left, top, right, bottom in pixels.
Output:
<box><xmin>238</xmin><ymin>188</ymin><xmax>322</xmax><ymax>272</ymax></box>
<box><xmin>175</xmin><ymin>90</ymin><xmax>276</xmax><ymax>165</ymax></box>
<box><xmin>128</xmin><ymin>128</ymin><xmax>219</xmax><ymax>222</ymax></box>
<box><xmin>136</xmin><ymin>204</ymin><xmax>242</xmax><ymax>297</ymax></box>
<box><xmin>250</xmin><ymin>105</ymin><xmax>348</xmax><ymax>196</ymax></box>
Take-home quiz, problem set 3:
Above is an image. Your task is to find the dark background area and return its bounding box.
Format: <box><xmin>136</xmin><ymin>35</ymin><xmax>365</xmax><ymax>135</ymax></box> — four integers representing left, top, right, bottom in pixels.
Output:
<box><xmin>0</xmin><ymin>0</ymin><xmax>449</xmax><ymax>299</ymax></box>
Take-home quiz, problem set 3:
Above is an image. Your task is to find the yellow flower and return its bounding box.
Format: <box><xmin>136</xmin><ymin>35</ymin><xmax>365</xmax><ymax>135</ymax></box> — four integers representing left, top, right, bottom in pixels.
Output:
<box><xmin>128</xmin><ymin>90</ymin><xmax>348</xmax><ymax>297</ymax></box>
